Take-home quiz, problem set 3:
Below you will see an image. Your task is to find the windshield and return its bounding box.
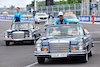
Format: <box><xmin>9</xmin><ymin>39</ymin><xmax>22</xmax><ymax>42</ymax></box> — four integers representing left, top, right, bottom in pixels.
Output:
<box><xmin>46</xmin><ymin>25</ymin><xmax>84</xmax><ymax>37</ymax></box>
<box><xmin>64</xmin><ymin>15</ymin><xmax>77</xmax><ymax>19</ymax></box>
<box><xmin>47</xmin><ymin>19</ymin><xmax>56</xmax><ymax>24</ymax></box>
<box><xmin>38</xmin><ymin>13</ymin><xmax>46</xmax><ymax>16</ymax></box>
<box><xmin>11</xmin><ymin>23</ymin><xmax>33</xmax><ymax>30</ymax></box>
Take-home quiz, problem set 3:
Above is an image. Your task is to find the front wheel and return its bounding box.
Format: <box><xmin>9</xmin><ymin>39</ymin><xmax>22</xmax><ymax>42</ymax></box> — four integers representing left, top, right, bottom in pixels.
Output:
<box><xmin>38</xmin><ymin>22</ymin><xmax>40</xmax><ymax>24</ymax></box>
<box><xmin>31</xmin><ymin>39</ymin><xmax>36</xmax><ymax>45</ymax></box>
<box><xmin>35</xmin><ymin>21</ymin><xmax>37</xmax><ymax>24</ymax></box>
<box><xmin>82</xmin><ymin>54</ymin><xmax>89</xmax><ymax>63</ymax></box>
<box><xmin>37</xmin><ymin>57</ymin><xmax>45</xmax><ymax>64</ymax></box>
<box><xmin>89</xmin><ymin>49</ymin><xmax>93</xmax><ymax>56</ymax></box>
<box><xmin>33</xmin><ymin>39</ymin><xmax>36</xmax><ymax>45</ymax></box>
<box><xmin>6</xmin><ymin>41</ymin><xmax>10</xmax><ymax>46</ymax></box>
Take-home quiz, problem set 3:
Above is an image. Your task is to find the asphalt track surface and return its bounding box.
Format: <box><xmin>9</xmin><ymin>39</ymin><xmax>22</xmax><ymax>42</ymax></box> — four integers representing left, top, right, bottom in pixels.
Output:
<box><xmin>0</xmin><ymin>21</ymin><xmax>100</xmax><ymax>67</ymax></box>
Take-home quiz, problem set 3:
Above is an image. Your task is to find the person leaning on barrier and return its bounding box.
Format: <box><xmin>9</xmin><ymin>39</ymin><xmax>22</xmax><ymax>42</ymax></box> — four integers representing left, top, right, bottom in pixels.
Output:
<box><xmin>12</xmin><ymin>7</ymin><xmax>22</xmax><ymax>23</ymax></box>
<box><xmin>55</xmin><ymin>11</ymin><xmax>69</xmax><ymax>25</ymax></box>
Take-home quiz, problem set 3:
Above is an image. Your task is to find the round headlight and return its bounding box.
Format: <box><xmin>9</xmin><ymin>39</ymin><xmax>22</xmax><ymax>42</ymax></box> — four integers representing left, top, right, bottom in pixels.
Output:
<box><xmin>78</xmin><ymin>39</ymin><xmax>83</xmax><ymax>50</ymax></box>
<box><xmin>35</xmin><ymin>40</ymin><xmax>42</xmax><ymax>51</ymax></box>
<box><xmin>37</xmin><ymin>47</ymin><xmax>41</xmax><ymax>51</ymax></box>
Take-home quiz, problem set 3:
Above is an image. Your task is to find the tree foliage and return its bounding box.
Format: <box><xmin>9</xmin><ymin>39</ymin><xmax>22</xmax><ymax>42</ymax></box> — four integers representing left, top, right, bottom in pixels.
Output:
<box><xmin>27</xmin><ymin>0</ymin><xmax>82</xmax><ymax>7</ymax></box>
<box><xmin>54</xmin><ymin>0</ymin><xmax>67</xmax><ymax>5</ymax></box>
<box><xmin>27</xmin><ymin>1</ymin><xmax>45</xmax><ymax>7</ymax></box>
<box><xmin>10</xmin><ymin>5</ymin><xmax>15</xmax><ymax>9</ymax></box>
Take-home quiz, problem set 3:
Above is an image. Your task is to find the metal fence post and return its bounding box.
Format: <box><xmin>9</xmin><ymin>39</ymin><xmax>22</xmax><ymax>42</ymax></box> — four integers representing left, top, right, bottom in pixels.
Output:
<box><xmin>46</xmin><ymin>6</ymin><xmax>48</xmax><ymax>14</ymax></box>
<box><xmin>74</xmin><ymin>4</ymin><xmax>76</xmax><ymax>15</ymax></box>
<box><xmin>57</xmin><ymin>5</ymin><xmax>59</xmax><ymax>12</ymax></box>
<box><xmin>41</xmin><ymin>7</ymin><xmax>42</xmax><ymax>12</ymax></box>
<box><xmin>52</xmin><ymin>6</ymin><xmax>53</xmax><ymax>15</ymax></box>
<box><xmin>68</xmin><ymin>4</ymin><xmax>70</xmax><ymax>12</ymax></box>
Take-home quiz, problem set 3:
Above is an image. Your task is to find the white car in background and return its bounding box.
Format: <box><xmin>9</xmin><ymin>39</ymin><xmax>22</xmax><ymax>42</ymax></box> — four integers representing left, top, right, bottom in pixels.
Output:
<box><xmin>34</xmin><ymin>12</ymin><xmax>48</xmax><ymax>24</ymax></box>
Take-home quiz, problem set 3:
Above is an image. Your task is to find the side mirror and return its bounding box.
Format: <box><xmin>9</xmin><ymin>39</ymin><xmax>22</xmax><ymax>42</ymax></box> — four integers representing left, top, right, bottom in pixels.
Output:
<box><xmin>84</xmin><ymin>29</ymin><xmax>89</xmax><ymax>35</ymax></box>
<box><xmin>86</xmin><ymin>32</ymin><xmax>90</xmax><ymax>35</ymax></box>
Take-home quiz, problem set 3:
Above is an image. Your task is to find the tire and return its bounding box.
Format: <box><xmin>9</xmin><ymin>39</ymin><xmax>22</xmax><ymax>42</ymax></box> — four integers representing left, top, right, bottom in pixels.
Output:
<box><xmin>35</xmin><ymin>21</ymin><xmax>37</xmax><ymax>24</ymax></box>
<box><xmin>37</xmin><ymin>57</ymin><xmax>45</xmax><ymax>64</ymax></box>
<box><xmin>33</xmin><ymin>39</ymin><xmax>36</xmax><ymax>45</ymax></box>
<box><xmin>82</xmin><ymin>54</ymin><xmax>89</xmax><ymax>63</ymax></box>
<box><xmin>89</xmin><ymin>49</ymin><xmax>93</xmax><ymax>56</ymax></box>
<box><xmin>38</xmin><ymin>22</ymin><xmax>40</xmax><ymax>24</ymax></box>
<box><xmin>45</xmin><ymin>29</ymin><xmax>46</xmax><ymax>31</ymax></box>
<box><xmin>6</xmin><ymin>41</ymin><xmax>10</xmax><ymax>46</ymax></box>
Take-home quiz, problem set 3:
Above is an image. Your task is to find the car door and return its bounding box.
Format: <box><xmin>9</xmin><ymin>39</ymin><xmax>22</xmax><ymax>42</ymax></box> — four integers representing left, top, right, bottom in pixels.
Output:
<box><xmin>84</xmin><ymin>29</ymin><xmax>93</xmax><ymax>52</ymax></box>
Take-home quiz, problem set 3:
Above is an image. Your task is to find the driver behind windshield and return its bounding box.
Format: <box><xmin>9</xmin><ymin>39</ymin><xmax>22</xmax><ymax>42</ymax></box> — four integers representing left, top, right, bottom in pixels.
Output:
<box><xmin>50</xmin><ymin>27</ymin><xmax>61</xmax><ymax>36</ymax></box>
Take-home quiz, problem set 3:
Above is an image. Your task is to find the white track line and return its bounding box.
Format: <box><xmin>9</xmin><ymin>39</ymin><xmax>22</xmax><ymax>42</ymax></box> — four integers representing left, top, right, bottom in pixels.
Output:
<box><xmin>26</xmin><ymin>62</ymin><xmax>38</xmax><ymax>67</ymax></box>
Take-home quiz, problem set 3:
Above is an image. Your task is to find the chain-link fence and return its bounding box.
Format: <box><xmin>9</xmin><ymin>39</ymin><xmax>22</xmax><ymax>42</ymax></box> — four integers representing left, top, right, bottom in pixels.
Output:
<box><xmin>38</xmin><ymin>2</ymin><xmax>100</xmax><ymax>17</ymax></box>
<box><xmin>38</xmin><ymin>3</ymin><xmax>81</xmax><ymax>17</ymax></box>
<box><xmin>0</xmin><ymin>2</ymin><xmax>100</xmax><ymax>17</ymax></box>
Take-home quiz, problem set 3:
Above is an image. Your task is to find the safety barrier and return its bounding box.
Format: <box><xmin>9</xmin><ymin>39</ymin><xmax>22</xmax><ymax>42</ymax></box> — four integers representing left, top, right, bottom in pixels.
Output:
<box><xmin>0</xmin><ymin>16</ymin><xmax>100</xmax><ymax>22</ymax></box>
<box><xmin>0</xmin><ymin>16</ymin><xmax>34</xmax><ymax>21</ymax></box>
<box><xmin>78</xmin><ymin>16</ymin><xmax>100</xmax><ymax>22</ymax></box>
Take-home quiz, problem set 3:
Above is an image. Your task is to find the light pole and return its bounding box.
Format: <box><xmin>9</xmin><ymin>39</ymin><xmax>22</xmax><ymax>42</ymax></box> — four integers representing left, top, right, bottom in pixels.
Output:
<box><xmin>34</xmin><ymin>0</ymin><xmax>37</xmax><ymax>11</ymax></box>
<box><xmin>34</xmin><ymin>0</ymin><xmax>39</xmax><ymax>11</ymax></box>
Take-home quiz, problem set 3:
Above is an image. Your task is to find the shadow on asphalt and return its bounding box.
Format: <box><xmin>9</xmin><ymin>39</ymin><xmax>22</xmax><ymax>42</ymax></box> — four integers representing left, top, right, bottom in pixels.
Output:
<box><xmin>0</xmin><ymin>40</ymin><xmax>35</xmax><ymax>46</ymax></box>
<box><xmin>11</xmin><ymin>42</ymin><xmax>35</xmax><ymax>46</ymax></box>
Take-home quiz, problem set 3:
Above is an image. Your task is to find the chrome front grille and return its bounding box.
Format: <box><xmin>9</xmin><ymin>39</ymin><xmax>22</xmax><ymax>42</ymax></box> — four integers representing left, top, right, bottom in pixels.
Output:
<box><xmin>50</xmin><ymin>42</ymin><xmax>69</xmax><ymax>53</ymax></box>
<box><xmin>13</xmin><ymin>31</ymin><xmax>24</xmax><ymax>39</ymax></box>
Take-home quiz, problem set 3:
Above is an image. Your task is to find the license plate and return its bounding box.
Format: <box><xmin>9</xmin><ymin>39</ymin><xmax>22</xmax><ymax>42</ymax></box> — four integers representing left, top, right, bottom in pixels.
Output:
<box><xmin>51</xmin><ymin>53</ymin><xmax>67</xmax><ymax>58</ymax></box>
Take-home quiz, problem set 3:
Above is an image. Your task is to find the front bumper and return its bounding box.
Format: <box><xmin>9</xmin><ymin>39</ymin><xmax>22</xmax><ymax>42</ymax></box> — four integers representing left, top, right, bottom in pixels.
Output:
<box><xmin>4</xmin><ymin>37</ymin><xmax>35</xmax><ymax>42</ymax></box>
<box><xmin>34</xmin><ymin>50</ymin><xmax>86</xmax><ymax>58</ymax></box>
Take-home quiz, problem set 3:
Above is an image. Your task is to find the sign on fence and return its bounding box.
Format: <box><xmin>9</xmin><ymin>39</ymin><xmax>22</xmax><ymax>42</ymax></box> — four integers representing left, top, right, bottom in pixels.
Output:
<box><xmin>0</xmin><ymin>16</ymin><xmax>100</xmax><ymax>22</ymax></box>
<box><xmin>0</xmin><ymin>16</ymin><xmax>35</xmax><ymax>21</ymax></box>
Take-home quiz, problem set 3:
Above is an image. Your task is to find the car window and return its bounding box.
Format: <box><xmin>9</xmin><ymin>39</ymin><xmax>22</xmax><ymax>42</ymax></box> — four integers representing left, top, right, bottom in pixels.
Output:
<box><xmin>64</xmin><ymin>15</ymin><xmax>77</xmax><ymax>19</ymax></box>
<box><xmin>47</xmin><ymin>25</ymin><xmax>84</xmax><ymax>37</ymax></box>
<box><xmin>11</xmin><ymin>23</ymin><xmax>33</xmax><ymax>30</ymax></box>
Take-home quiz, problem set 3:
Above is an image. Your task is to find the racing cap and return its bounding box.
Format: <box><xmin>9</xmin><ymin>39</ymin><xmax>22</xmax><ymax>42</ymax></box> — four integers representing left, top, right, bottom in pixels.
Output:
<box><xmin>58</xmin><ymin>11</ymin><xmax>63</xmax><ymax>16</ymax></box>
